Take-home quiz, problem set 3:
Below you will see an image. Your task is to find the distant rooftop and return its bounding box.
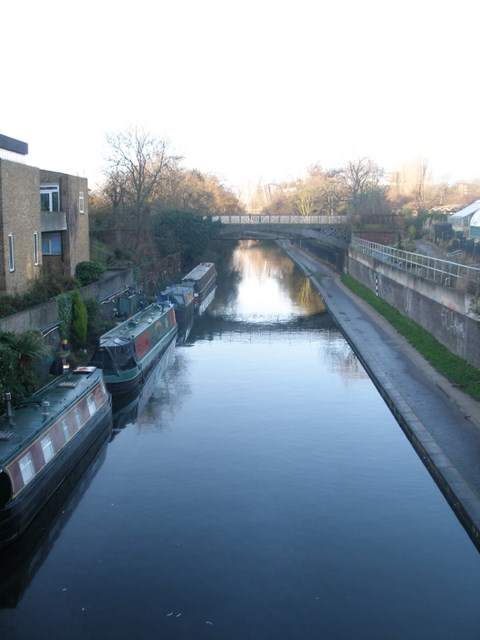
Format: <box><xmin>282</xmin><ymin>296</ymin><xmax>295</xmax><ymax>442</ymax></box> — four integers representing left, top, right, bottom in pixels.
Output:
<box><xmin>450</xmin><ymin>200</ymin><xmax>480</xmax><ymax>220</ymax></box>
<box><xmin>0</xmin><ymin>134</ymin><xmax>28</xmax><ymax>156</ymax></box>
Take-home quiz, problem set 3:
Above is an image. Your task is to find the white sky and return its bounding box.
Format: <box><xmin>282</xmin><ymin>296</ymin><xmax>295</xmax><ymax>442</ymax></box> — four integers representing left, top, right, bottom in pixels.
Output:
<box><xmin>2</xmin><ymin>0</ymin><xmax>479</xmax><ymax>192</ymax></box>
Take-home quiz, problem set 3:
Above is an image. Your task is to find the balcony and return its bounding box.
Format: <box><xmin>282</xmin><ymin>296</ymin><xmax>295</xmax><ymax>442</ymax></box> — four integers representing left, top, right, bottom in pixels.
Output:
<box><xmin>40</xmin><ymin>211</ymin><xmax>67</xmax><ymax>232</ymax></box>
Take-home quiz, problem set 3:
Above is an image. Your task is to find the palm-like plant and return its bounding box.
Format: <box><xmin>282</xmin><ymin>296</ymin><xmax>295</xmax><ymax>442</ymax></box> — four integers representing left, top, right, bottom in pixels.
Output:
<box><xmin>0</xmin><ymin>330</ymin><xmax>49</xmax><ymax>410</ymax></box>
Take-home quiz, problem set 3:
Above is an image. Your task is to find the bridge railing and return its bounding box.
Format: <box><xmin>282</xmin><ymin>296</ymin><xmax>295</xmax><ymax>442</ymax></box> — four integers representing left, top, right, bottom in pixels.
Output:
<box><xmin>351</xmin><ymin>236</ymin><xmax>480</xmax><ymax>295</ymax></box>
<box><xmin>212</xmin><ymin>215</ymin><xmax>348</xmax><ymax>225</ymax></box>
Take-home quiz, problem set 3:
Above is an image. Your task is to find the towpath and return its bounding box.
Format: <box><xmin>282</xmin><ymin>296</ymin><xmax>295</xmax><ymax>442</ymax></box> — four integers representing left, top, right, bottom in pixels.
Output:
<box><xmin>278</xmin><ymin>239</ymin><xmax>480</xmax><ymax>550</ymax></box>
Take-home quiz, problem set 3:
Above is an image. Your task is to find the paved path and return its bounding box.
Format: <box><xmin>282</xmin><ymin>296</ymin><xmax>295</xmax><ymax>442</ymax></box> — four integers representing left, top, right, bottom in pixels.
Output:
<box><xmin>279</xmin><ymin>240</ymin><xmax>480</xmax><ymax>550</ymax></box>
<box><xmin>414</xmin><ymin>240</ymin><xmax>445</xmax><ymax>258</ymax></box>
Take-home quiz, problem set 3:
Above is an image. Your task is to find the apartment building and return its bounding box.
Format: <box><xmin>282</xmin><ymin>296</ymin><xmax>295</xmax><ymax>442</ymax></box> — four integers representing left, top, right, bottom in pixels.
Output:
<box><xmin>0</xmin><ymin>135</ymin><xmax>89</xmax><ymax>295</ymax></box>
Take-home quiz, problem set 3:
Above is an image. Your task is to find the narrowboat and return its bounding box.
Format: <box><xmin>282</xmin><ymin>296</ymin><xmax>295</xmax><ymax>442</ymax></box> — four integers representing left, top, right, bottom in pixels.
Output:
<box><xmin>157</xmin><ymin>284</ymin><xmax>194</xmax><ymax>343</ymax></box>
<box><xmin>0</xmin><ymin>438</ymin><xmax>108</xmax><ymax>605</ymax></box>
<box><xmin>90</xmin><ymin>301</ymin><xmax>177</xmax><ymax>399</ymax></box>
<box><xmin>181</xmin><ymin>262</ymin><xmax>217</xmax><ymax>315</ymax></box>
<box><xmin>0</xmin><ymin>366</ymin><xmax>112</xmax><ymax>548</ymax></box>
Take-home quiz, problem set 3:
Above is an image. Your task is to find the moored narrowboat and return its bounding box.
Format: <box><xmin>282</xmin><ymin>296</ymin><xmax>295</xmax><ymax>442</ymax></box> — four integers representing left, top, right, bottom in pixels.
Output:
<box><xmin>157</xmin><ymin>284</ymin><xmax>194</xmax><ymax>343</ymax></box>
<box><xmin>0</xmin><ymin>367</ymin><xmax>112</xmax><ymax>548</ymax></box>
<box><xmin>181</xmin><ymin>262</ymin><xmax>217</xmax><ymax>315</ymax></box>
<box><xmin>90</xmin><ymin>301</ymin><xmax>177</xmax><ymax>399</ymax></box>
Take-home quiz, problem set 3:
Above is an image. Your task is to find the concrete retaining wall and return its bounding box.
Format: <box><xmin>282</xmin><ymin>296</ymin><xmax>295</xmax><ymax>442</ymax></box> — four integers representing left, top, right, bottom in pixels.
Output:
<box><xmin>348</xmin><ymin>249</ymin><xmax>480</xmax><ymax>368</ymax></box>
<box><xmin>0</xmin><ymin>268</ymin><xmax>134</xmax><ymax>335</ymax></box>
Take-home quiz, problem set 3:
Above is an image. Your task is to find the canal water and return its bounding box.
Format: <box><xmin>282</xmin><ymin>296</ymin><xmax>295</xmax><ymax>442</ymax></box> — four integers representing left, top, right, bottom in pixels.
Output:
<box><xmin>1</xmin><ymin>240</ymin><xmax>480</xmax><ymax>639</ymax></box>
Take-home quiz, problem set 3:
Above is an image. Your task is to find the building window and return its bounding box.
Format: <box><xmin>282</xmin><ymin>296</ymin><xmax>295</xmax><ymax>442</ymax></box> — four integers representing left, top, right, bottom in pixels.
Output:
<box><xmin>33</xmin><ymin>231</ymin><xmax>39</xmax><ymax>265</ymax></box>
<box><xmin>8</xmin><ymin>233</ymin><xmax>15</xmax><ymax>272</ymax></box>
<box><xmin>42</xmin><ymin>232</ymin><xmax>62</xmax><ymax>256</ymax></box>
<box><xmin>40</xmin><ymin>184</ymin><xmax>60</xmax><ymax>212</ymax></box>
<box><xmin>79</xmin><ymin>191</ymin><xmax>85</xmax><ymax>213</ymax></box>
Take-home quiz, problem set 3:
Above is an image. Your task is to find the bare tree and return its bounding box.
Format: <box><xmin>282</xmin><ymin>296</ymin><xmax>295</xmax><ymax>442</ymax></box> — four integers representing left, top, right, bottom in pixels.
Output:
<box><xmin>342</xmin><ymin>158</ymin><xmax>383</xmax><ymax>207</ymax></box>
<box><xmin>310</xmin><ymin>168</ymin><xmax>346</xmax><ymax>215</ymax></box>
<box><xmin>320</xmin><ymin>177</ymin><xmax>346</xmax><ymax>215</ymax></box>
<box><xmin>415</xmin><ymin>158</ymin><xmax>428</xmax><ymax>208</ymax></box>
<box><xmin>293</xmin><ymin>186</ymin><xmax>317</xmax><ymax>215</ymax></box>
<box><xmin>105</xmin><ymin>128</ymin><xmax>179</xmax><ymax>249</ymax></box>
<box><xmin>104</xmin><ymin>169</ymin><xmax>127</xmax><ymax>244</ymax></box>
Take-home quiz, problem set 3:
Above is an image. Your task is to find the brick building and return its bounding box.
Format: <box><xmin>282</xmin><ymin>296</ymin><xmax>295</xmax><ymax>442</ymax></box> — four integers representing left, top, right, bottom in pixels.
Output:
<box><xmin>0</xmin><ymin>135</ymin><xmax>90</xmax><ymax>295</ymax></box>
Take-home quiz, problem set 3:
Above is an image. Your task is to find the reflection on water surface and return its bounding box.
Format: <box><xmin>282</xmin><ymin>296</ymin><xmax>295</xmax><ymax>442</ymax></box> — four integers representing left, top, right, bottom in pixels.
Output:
<box><xmin>215</xmin><ymin>240</ymin><xmax>326</xmax><ymax>321</ymax></box>
<box><xmin>1</xmin><ymin>240</ymin><xmax>479</xmax><ymax>640</ymax></box>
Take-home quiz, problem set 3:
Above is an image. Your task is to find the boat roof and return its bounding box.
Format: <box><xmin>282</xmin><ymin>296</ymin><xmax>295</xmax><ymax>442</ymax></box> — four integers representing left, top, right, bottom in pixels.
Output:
<box><xmin>99</xmin><ymin>302</ymin><xmax>174</xmax><ymax>345</ymax></box>
<box><xmin>182</xmin><ymin>262</ymin><xmax>215</xmax><ymax>282</ymax></box>
<box><xmin>0</xmin><ymin>368</ymin><xmax>102</xmax><ymax>465</ymax></box>
<box><xmin>160</xmin><ymin>284</ymin><xmax>194</xmax><ymax>296</ymax></box>
<box><xmin>159</xmin><ymin>284</ymin><xmax>194</xmax><ymax>304</ymax></box>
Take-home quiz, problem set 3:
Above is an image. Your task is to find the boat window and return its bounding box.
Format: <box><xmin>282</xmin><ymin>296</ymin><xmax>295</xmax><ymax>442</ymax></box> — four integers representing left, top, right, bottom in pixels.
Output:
<box><xmin>62</xmin><ymin>419</ymin><xmax>70</xmax><ymax>441</ymax></box>
<box><xmin>74</xmin><ymin>408</ymin><xmax>82</xmax><ymax>429</ymax></box>
<box><xmin>87</xmin><ymin>394</ymin><xmax>97</xmax><ymax>416</ymax></box>
<box><xmin>19</xmin><ymin>452</ymin><xmax>35</xmax><ymax>485</ymax></box>
<box><xmin>41</xmin><ymin>436</ymin><xmax>55</xmax><ymax>463</ymax></box>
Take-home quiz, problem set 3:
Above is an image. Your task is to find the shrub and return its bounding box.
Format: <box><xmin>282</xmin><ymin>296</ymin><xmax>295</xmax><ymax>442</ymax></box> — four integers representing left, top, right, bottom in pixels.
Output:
<box><xmin>70</xmin><ymin>289</ymin><xmax>88</xmax><ymax>349</ymax></box>
<box><xmin>0</xmin><ymin>302</ymin><xmax>17</xmax><ymax>318</ymax></box>
<box><xmin>0</xmin><ymin>272</ymin><xmax>79</xmax><ymax>319</ymax></box>
<box><xmin>84</xmin><ymin>298</ymin><xmax>115</xmax><ymax>347</ymax></box>
<box><xmin>0</xmin><ymin>342</ymin><xmax>22</xmax><ymax>405</ymax></box>
<box><xmin>75</xmin><ymin>261</ymin><xmax>105</xmax><ymax>286</ymax></box>
<box><xmin>0</xmin><ymin>330</ymin><xmax>49</xmax><ymax>411</ymax></box>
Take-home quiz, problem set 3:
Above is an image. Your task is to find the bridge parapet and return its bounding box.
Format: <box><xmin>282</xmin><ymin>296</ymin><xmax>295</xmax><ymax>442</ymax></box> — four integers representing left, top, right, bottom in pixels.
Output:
<box><xmin>212</xmin><ymin>214</ymin><xmax>348</xmax><ymax>225</ymax></box>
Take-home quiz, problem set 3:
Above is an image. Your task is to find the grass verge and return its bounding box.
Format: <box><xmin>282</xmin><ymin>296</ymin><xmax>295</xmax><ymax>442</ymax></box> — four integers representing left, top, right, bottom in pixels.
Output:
<box><xmin>341</xmin><ymin>273</ymin><xmax>480</xmax><ymax>401</ymax></box>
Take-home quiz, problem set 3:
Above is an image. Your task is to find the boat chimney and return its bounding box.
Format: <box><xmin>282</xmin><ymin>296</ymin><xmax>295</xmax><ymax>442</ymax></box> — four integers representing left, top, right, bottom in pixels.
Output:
<box><xmin>60</xmin><ymin>338</ymin><xmax>70</xmax><ymax>374</ymax></box>
<box><xmin>5</xmin><ymin>392</ymin><xmax>14</xmax><ymax>425</ymax></box>
<box><xmin>42</xmin><ymin>400</ymin><xmax>50</xmax><ymax>419</ymax></box>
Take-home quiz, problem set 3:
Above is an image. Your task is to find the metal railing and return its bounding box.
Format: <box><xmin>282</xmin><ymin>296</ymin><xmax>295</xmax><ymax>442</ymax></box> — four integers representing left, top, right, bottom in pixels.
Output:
<box><xmin>351</xmin><ymin>237</ymin><xmax>480</xmax><ymax>295</ymax></box>
<box><xmin>212</xmin><ymin>215</ymin><xmax>347</xmax><ymax>225</ymax></box>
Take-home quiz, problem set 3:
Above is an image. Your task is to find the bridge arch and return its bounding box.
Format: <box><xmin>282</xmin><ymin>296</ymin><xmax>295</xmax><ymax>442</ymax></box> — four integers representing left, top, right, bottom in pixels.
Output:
<box><xmin>210</xmin><ymin>214</ymin><xmax>350</xmax><ymax>272</ymax></box>
<box><xmin>212</xmin><ymin>214</ymin><xmax>351</xmax><ymax>249</ymax></box>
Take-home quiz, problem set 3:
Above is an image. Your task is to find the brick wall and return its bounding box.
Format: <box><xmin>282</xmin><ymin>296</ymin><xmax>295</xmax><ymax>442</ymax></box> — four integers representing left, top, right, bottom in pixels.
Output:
<box><xmin>0</xmin><ymin>159</ymin><xmax>42</xmax><ymax>294</ymax></box>
<box><xmin>40</xmin><ymin>170</ymin><xmax>90</xmax><ymax>276</ymax></box>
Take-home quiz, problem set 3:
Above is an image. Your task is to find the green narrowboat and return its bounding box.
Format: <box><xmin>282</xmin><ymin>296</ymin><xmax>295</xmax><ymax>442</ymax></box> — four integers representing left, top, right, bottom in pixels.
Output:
<box><xmin>90</xmin><ymin>301</ymin><xmax>177</xmax><ymax>398</ymax></box>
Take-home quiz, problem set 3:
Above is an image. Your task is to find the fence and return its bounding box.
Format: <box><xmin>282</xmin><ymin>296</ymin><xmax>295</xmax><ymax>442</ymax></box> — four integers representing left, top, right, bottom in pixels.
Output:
<box><xmin>351</xmin><ymin>237</ymin><xmax>480</xmax><ymax>296</ymax></box>
<box><xmin>212</xmin><ymin>215</ymin><xmax>347</xmax><ymax>225</ymax></box>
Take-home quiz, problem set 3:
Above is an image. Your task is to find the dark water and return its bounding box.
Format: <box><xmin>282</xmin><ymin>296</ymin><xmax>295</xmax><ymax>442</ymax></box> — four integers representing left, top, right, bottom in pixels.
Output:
<box><xmin>1</xmin><ymin>240</ymin><xmax>480</xmax><ymax>639</ymax></box>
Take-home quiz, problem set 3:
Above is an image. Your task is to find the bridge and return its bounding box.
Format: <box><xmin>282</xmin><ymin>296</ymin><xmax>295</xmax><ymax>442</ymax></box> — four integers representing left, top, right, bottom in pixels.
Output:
<box><xmin>212</xmin><ymin>214</ymin><xmax>351</xmax><ymax>249</ymax></box>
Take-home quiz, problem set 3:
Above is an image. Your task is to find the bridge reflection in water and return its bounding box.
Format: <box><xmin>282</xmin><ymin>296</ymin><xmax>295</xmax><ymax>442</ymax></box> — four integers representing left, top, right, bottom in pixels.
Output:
<box><xmin>2</xmin><ymin>239</ymin><xmax>480</xmax><ymax>640</ymax></box>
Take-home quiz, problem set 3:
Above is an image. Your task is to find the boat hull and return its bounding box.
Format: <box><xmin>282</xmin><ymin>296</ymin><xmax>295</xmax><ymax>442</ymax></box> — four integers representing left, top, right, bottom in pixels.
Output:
<box><xmin>0</xmin><ymin>379</ymin><xmax>112</xmax><ymax>549</ymax></box>
<box><xmin>92</xmin><ymin>302</ymin><xmax>178</xmax><ymax>399</ymax></box>
<box><xmin>182</xmin><ymin>262</ymin><xmax>217</xmax><ymax>316</ymax></box>
<box><xmin>196</xmin><ymin>284</ymin><xmax>217</xmax><ymax>316</ymax></box>
<box><xmin>105</xmin><ymin>325</ymin><xmax>177</xmax><ymax>401</ymax></box>
<box><xmin>157</xmin><ymin>285</ymin><xmax>194</xmax><ymax>343</ymax></box>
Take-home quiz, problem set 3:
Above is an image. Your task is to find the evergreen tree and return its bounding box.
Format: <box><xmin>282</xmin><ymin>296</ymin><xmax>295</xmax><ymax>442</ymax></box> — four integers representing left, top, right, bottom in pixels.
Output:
<box><xmin>71</xmin><ymin>289</ymin><xmax>88</xmax><ymax>349</ymax></box>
